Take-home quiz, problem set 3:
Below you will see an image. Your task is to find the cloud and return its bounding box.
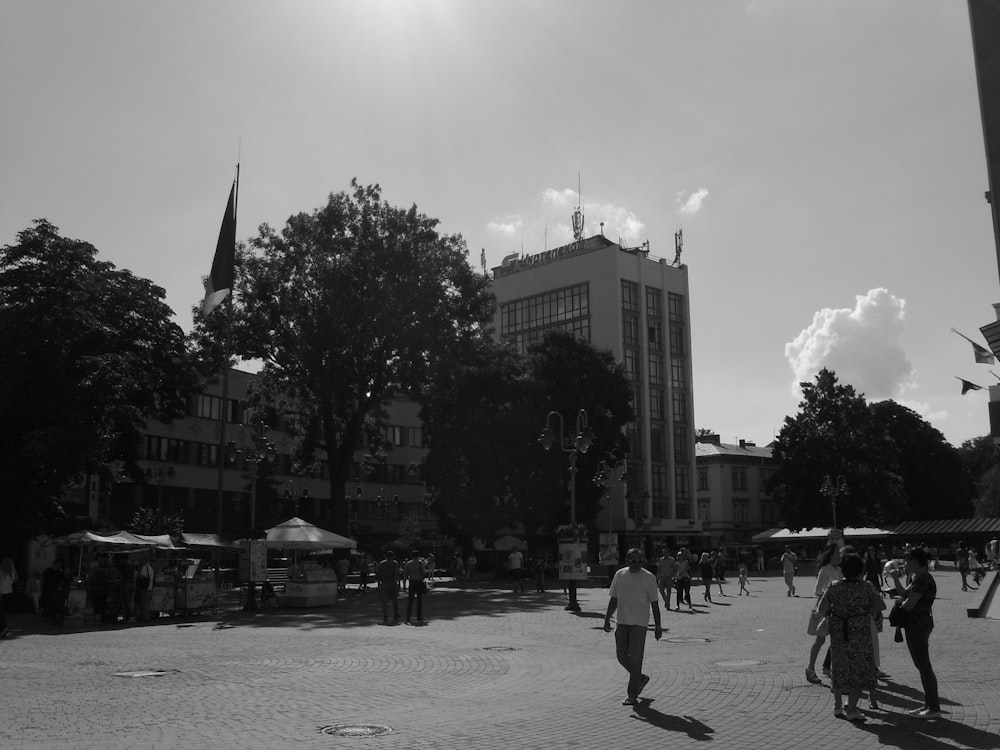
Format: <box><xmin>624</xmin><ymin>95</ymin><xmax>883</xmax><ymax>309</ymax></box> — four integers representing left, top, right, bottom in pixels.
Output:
<box><xmin>486</xmin><ymin>215</ymin><xmax>523</xmax><ymax>236</ymax></box>
<box><xmin>677</xmin><ymin>188</ymin><xmax>710</xmax><ymax>215</ymax></box>
<box><xmin>541</xmin><ymin>188</ymin><xmax>578</xmax><ymax>208</ymax></box>
<box><xmin>785</xmin><ymin>288</ymin><xmax>914</xmax><ymax>400</ymax></box>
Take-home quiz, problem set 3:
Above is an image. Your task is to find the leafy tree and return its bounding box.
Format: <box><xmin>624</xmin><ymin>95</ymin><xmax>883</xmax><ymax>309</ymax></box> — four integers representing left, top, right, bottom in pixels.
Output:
<box><xmin>420</xmin><ymin>331</ymin><xmax>633</xmax><ymax>544</ymax></box>
<box><xmin>973</xmin><ymin>465</ymin><xmax>1000</xmax><ymax>517</ymax></box>
<box><xmin>958</xmin><ymin>435</ymin><xmax>998</xmax><ymax>487</ymax></box>
<box><xmin>190</xmin><ymin>181</ymin><xmax>494</xmax><ymax>535</ymax></box>
<box><xmin>870</xmin><ymin>400</ymin><xmax>974</xmax><ymax>519</ymax></box>
<box><xmin>766</xmin><ymin>369</ymin><xmax>905</xmax><ymax>530</ymax></box>
<box><xmin>127</xmin><ymin>506</ymin><xmax>184</xmax><ymax>537</ymax></box>
<box><xmin>0</xmin><ymin>220</ymin><xmax>197</xmax><ymax>535</ymax></box>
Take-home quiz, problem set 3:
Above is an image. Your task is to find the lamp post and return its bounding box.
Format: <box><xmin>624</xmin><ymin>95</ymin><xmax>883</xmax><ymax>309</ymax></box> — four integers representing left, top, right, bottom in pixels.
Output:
<box><xmin>226</xmin><ymin>421</ymin><xmax>277</xmax><ymax>611</ymax></box>
<box><xmin>820</xmin><ymin>474</ymin><xmax>849</xmax><ymax>531</ymax></box>
<box><xmin>540</xmin><ymin>409</ymin><xmax>594</xmax><ymax>612</ymax></box>
<box><xmin>593</xmin><ymin>459</ymin><xmax>627</xmax><ymax>534</ymax></box>
<box><xmin>144</xmin><ymin>465</ymin><xmax>175</xmax><ymax>531</ymax></box>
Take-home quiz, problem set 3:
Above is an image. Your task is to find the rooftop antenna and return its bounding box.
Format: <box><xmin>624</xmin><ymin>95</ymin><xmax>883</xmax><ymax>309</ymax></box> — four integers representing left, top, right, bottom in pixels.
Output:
<box><xmin>673</xmin><ymin>229</ymin><xmax>683</xmax><ymax>265</ymax></box>
<box><xmin>572</xmin><ymin>172</ymin><xmax>585</xmax><ymax>241</ymax></box>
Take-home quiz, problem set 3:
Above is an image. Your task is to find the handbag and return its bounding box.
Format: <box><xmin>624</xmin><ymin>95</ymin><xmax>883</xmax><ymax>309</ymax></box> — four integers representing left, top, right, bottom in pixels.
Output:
<box><xmin>888</xmin><ymin>600</ymin><xmax>907</xmax><ymax>628</ymax></box>
<box><xmin>807</xmin><ymin>608</ymin><xmax>829</xmax><ymax>637</ymax></box>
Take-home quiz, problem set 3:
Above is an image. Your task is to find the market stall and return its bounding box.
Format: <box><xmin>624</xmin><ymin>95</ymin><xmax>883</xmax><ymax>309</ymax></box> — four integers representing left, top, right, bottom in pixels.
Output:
<box><xmin>264</xmin><ymin>517</ymin><xmax>355</xmax><ymax>607</ymax></box>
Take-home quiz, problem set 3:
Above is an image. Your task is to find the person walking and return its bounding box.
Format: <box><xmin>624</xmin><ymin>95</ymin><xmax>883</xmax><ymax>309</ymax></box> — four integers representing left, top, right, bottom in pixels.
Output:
<box><xmin>698</xmin><ymin>551</ymin><xmax>715</xmax><ymax>603</ymax></box>
<box><xmin>889</xmin><ymin>547</ymin><xmax>942</xmax><ymax>719</ymax></box>
<box><xmin>737</xmin><ymin>562</ymin><xmax>750</xmax><ymax>595</ymax></box>
<box><xmin>656</xmin><ymin>549</ymin><xmax>676</xmax><ymax>610</ymax></box>
<box><xmin>0</xmin><ymin>557</ymin><xmax>17</xmax><ymax>638</ymax></box>
<box><xmin>674</xmin><ymin>548</ymin><xmax>693</xmax><ymax>610</ymax></box>
<box><xmin>863</xmin><ymin>546</ymin><xmax>883</xmax><ymax>597</ymax></box>
<box><xmin>404</xmin><ymin>550</ymin><xmax>428</xmax><ymax>624</ymax></box>
<box><xmin>955</xmin><ymin>541</ymin><xmax>971</xmax><ymax>591</ymax></box>
<box><xmin>806</xmin><ymin>542</ymin><xmax>841</xmax><ymax>683</ymax></box>
<box><xmin>756</xmin><ymin>548</ymin><xmax>765</xmax><ymax>574</ymax></box>
<box><xmin>135</xmin><ymin>557</ymin><xmax>155</xmax><ymax>622</ymax></box>
<box><xmin>375</xmin><ymin>550</ymin><xmax>401</xmax><ymax>623</ymax></box>
<box><xmin>508</xmin><ymin>548</ymin><xmax>525</xmax><ymax>593</ymax></box>
<box><xmin>466</xmin><ymin>552</ymin><xmax>478</xmax><ymax>581</ymax></box>
<box><xmin>817</xmin><ymin>552</ymin><xmax>884</xmax><ymax>722</ymax></box>
<box><xmin>781</xmin><ymin>546</ymin><xmax>798</xmax><ymax>596</ymax></box>
<box><xmin>603</xmin><ymin>548</ymin><xmax>663</xmax><ymax>706</ymax></box>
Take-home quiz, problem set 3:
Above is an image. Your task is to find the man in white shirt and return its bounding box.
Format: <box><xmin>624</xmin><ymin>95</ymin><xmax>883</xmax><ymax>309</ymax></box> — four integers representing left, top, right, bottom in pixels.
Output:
<box><xmin>508</xmin><ymin>549</ymin><xmax>525</xmax><ymax>593</ymax></box>
<box><xmin>604</xmin><ymin>548</ymin><xmax>663</xmax><ymax>706</ymax></box>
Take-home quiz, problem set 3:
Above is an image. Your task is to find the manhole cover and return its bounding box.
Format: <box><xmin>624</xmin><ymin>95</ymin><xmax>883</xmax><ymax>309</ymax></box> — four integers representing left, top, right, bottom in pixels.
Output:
<box><xmin>664</xmin><ymin>637</ymin><xmax>712</xmax><ymax>644</ymax></box>
<box><xmin>480</xmin><ymin>646</ymin><xmax>520</xmax><ymax>652</ymax></box>
<box><xmin>319</xmin><ymin>724</ymin><xmax>393</xmax><ymax>737</ymax></box>
<box><xmin>716</xmin><ymin>659</ymin><xmax>764</xmax><ymax>668</ymax></box>
<box><xmin>114</xmin><ymin>669</ymin><xmax>174</xmax><ymax>678</ymax></box>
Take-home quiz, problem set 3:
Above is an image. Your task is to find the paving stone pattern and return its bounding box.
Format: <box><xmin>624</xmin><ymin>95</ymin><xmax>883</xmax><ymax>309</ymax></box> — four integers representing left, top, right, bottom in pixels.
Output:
<box><xmin>1</xmin><ymin>566</ymin><xmax>997</xmax><ymax>749</ymax></box>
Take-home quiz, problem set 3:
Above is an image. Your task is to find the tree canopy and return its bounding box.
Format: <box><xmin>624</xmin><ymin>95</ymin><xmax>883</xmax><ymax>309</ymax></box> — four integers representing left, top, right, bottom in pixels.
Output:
<box><xmin>419</xmin><ymin>331</ymin><xmax>634</xmax><ymax>543</ymax></box>
<box><xmin>191</xmin><ymin>181</ymin><xmax>495</xmax><ymax>534</ymax></box>
<box><xmin>767</xmin><ymin>369</ymin><xmax>905</xmax><ymax>530</ymax></box>
<box><xmin>0</xmin><ymin>220</ymin><xmax>197</xmax><ymax>535</ymax></box>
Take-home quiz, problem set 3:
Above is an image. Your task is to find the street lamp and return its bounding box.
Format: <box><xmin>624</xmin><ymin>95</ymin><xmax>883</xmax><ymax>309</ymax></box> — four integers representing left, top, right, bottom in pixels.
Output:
<box><xmin>540</xmin><ymin>409</ymin><xmax>593</xmax><ymax>612</ymax></box>
<box><xmin>226</xmin><ymin>421</ymin><xmax>277</xmax><ymax>611</ymax></box>
<box><xmin>593</xmin><ymin>459</ymin><xmax>627</xmax><ymax>534</ymax></box>
<box><xmin>820</xmin><ymin>474</ymin><xmax>849</xmax><ymax>530</ymax></box>
<box><xmin>143</xmin><ymin>465</ymin><xmax>175</xmax><ymax>530</ymax></box>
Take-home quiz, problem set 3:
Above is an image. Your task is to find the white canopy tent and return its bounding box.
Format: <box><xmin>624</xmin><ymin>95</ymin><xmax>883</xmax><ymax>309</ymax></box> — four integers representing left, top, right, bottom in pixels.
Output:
<box><xmin>263</xmin><ymin>517</ymin><xmax>356</xmax><ymax>550</ymax></box>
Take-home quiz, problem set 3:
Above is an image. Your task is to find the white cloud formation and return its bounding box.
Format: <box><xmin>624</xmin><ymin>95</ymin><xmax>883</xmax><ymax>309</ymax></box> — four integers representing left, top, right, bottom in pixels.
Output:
<box><xmin>677</xmin><ymin>188</ymin><xmax>710</xmax><ymax>215</ymax></box>
<box><xmin>541</xmin><ymin>187</ymin><xmax>578</xmax><ymax>208</ymax></box>
<box><xmin>486</xmin><ymin>215</ymin><xmax>523</xmax><ymax>235</ymax></box>
<box><xmin>539</xmin><ymin>188</ymin><xmax>646</xmax><ymax>245</ymax></box>
<box><xmin>785</xmin><ymin>288</ymin><xmax>914</xmax><ymax>400</ymax></box>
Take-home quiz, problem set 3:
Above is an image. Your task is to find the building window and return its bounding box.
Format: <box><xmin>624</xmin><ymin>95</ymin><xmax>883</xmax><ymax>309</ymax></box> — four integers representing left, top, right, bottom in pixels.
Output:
<box><xmin>698</xmin><ymin>502</ymin><xmax>711</xmax><ymax>522</ymax></box>
<box><xmin>652</xmin><ymin>501</ymin><xmax>668</xmax><ymax>519</ymax></box>
<box><xmin>698</xmin><ymin>469</ymin><xmax>708</xmax><ymax>491</ymax></box>
<box><xmin>197</xmin><ymin>395</ymin><xmax>223</xmax><ymax>421</ymax></box>
<box><xmin>627</xmin><ymin>426</ymin><xmax>643</xmax><ymax>459</ymax></box>
<box><xmin>676</xmin><ymin>502</ymin><xmax>692</xmax><ymax>520</ymax></box>
<box><xmin>672</xmin><ymin>390</ymin><xmax>687</xmax><ymax>423</ymax></box>
<box><xmin>673</xmin><ymin>425</ymin><xmax>688</xmax><ymax>459</ymax></box>
<box><xmin>622</xmin><ymin>280</ymin><xmax>638</xmax><ymax>312</ymax></box>
<box><xmin>649</xmin><ymin>353</ymin><xmax>664</xmax><ymax>385</ymax></box>
<box><xmin>733</xmin><ymin>501</ymin><xmax>748</xmax><ymax>523</ymax></box>
<box><xmin>623</xmin><ymin>349</ymin><xmax>639</xmax><ymax>381</ymax></box>
<box><xmin>732</xmin><ymin>467</ymin><xmax>748</xmax><ymax>492</ymax></box>
<box><xmin>500</xmin><ymin>283</ymin><xmax>590</xmax><ymax>352</ymax></box>
<box><xmin>195</xmin><ymin>443</ymin><xmax>219</xmax><ymax>467</ymax></box>
<box><xmin>145</xmin><ymin>436</ymin><xmax>189</xmax><ymax>463</ymax></box>
<box><xmin>649</xmin><ymin>425</ymin><xmax>666</xmax><ymax>462</ymax></box>
<box><xmin>650</xmin><ymin>388</ymin><xmax>665</xmax><ymax>420</ymax></box>
<box><xmin>669</xmin><ymin>322</ymin><xmax>685</xmax><ymax>356</ymax></box>
<box><xmin>623</xmin><ymin>314</ymin><xmax>639</xmax><ymax>348</ymax></box>
<box><xmin>648</xmin><ymin>320</ymin><xmax>662</xmax><ymax>350</ymax></box>
<box><xmin>668</xmin><ymin>292</ymin><xmax>685</xmax><ymax>323</ymax></box>
<box><xmin>670</xmin><ymin>359</ymin><xmax>686</xmax><ymax>389</ymax></box>
<box><xmin>651</xmin><ymin>464</ymin><xmax>667</xmax><ymax>496</ymax></box>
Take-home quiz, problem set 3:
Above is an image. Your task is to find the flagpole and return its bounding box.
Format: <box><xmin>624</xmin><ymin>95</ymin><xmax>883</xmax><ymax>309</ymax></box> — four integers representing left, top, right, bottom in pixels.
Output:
<box><xmin>215</xmin><ymin>163</ymin><xmax>239</xmax><ymax>535</ymax></box>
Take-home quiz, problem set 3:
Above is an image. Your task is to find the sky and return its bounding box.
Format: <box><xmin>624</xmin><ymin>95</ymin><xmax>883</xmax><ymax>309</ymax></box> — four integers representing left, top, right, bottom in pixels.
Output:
<box><xmin>2</xmin><ymin>0</ymin><xmax>998</xmax><ymax>449</ymax></box>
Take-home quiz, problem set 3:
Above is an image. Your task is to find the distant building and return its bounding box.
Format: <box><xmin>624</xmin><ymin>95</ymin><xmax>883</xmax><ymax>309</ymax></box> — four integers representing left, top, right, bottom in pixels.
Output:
<box><xmin>490</xmin><ymin>222</ymin><xmax>700</xmax><ymax>545</ymax></box>
<box><xmin>694</xmin><ymin>434</ymin><xmax>782</xmax><ymax>547</ymax></box>
<box><xmin>110</xmin><ymin>369</ymin><xmax>433</xmax><ymax>544</ymax></box>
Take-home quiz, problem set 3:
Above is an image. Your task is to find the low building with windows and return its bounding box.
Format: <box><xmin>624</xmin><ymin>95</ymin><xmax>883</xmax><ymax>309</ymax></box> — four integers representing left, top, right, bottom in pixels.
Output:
<box><xmin>695</xmin><ymin>434</ymin><xmax>782</xmax><ymax>548</ymax></box>
<box><xmin>109</xmin><ymin>368</ymin><xmax>433</xmax><ymax>545</ymax></box>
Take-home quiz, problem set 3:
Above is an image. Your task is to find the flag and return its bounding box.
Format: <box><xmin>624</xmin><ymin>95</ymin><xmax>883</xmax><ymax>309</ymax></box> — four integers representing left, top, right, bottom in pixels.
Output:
<box><xmin>202</xmin><ymin>179</ymin><xmax>236</xmax><ymax>317</ymax></box>
<box><xmin>958</xmin><ymin>377</ymin><xmax>984</xmax><ymax>395</ymax></box>
<box><xmin>952</xmin><ymin>327</ymin><xmax>995</xmax><ymax>364</ymax></box>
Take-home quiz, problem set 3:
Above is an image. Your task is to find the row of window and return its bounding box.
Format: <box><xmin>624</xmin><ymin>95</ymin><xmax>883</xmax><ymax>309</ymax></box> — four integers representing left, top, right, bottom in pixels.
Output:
<box><xmin>696</xmin><ymin>467</ymin><xmax>774</xmax><ymax>493</ymax></box>
<box><xmin>698</xmin><ymin>501</ymin><xmax>750</xmax><ymax>524</ymax></box>
<box><xmin>500</xmin><ymin>283</ymin><xmax>589</xmax><ymax>336</ymax></box>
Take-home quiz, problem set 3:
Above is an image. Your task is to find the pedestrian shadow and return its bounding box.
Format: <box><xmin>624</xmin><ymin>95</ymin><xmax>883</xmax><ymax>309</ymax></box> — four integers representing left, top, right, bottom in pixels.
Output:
<box><xmin>854</xmin><ymin>711</ymin><xmax>1000</xmax><ymax>750</ymax></box>
<box><xmin>878</xmin><ymin>680</ymin><xmax>961</xmax><ymax>707</ymax></box>
<box><xmin>630</xmin><ymin>702</ymin><xmax>714</xmax><ymax>741</ymax></box>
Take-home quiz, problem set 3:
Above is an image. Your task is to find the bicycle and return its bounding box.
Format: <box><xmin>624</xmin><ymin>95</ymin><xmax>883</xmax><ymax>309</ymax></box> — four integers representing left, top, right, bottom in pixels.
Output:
<box><xmin>966</xmin><ymin>566</ymin><xmax>986</xmax><ymax>590</ymax></box>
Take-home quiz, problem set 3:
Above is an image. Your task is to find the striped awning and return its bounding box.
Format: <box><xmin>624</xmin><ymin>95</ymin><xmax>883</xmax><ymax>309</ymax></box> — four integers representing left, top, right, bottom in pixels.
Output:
<box><xmin>891</xmin><ymin>518</ymin><xmax>1000</xmax><ymax>536</ymax></box>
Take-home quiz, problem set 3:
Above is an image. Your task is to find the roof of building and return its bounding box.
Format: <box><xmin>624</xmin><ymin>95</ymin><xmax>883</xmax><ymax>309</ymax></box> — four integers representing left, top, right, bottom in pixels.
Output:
<box><xmin>695</xmin><ymin>441</ymin><xmax>773</xmax><ymax>460</ymax></box>
<box><xmin>892</xmin><ymin>518</ymin><xmax>1000</xmax><ymax>536</ymax></box>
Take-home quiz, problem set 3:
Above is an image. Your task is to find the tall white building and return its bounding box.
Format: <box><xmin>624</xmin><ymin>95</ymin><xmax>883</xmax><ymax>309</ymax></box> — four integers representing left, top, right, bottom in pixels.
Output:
<box><xmin>490</xmin><ymin>224</ymin><xmax>702</xmax><ymax>545</ymax></box>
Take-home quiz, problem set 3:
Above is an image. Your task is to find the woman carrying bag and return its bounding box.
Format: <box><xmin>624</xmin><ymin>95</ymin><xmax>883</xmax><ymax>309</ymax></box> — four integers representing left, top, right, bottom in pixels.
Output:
<box><xmin>806</xmin><ymin>542</ymin><xmax>840</xmax><ymax>683</ymax></box>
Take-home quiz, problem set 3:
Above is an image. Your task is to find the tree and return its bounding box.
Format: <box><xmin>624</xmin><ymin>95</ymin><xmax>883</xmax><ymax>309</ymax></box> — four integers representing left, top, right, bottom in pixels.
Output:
<box><xmin>190</xmin><ymin>181</ymin><xmax>494</xmax><ymax>535</ymax></box>
<box><xmin>870</xmin><ymin>400</ymin><xmax>974</xmax><ymax>519</ymax></box>
<box><xmin>419</xmin><ymin>331</ymin><xmax>633</xmax><ymax>544</ymax></box>
<box><xmin>958</xmin><ymin>435</ymin><xmax>998</xmax><ymax>487</ymax></box>
<box><xmin>766</xmin><ymin>369</ymin><xmax>905</xmax><ymax>530</ymax></box>
<box><xmin>973</xmin><ymin>466</ymin><xmax>1000</xmax><ymax>517</ymax></box>
<box><xmin>0</xmin><ymin>220</ymin><xmax>197</xmax><ymax>535</ymax></box>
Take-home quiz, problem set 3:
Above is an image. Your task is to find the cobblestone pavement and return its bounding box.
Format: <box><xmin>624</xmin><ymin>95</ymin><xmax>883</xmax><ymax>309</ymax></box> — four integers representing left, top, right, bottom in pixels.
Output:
<box><xmin>1</xmin><ymin>567</ymin><xmax>997</xmax><ymax>750</ymax></box>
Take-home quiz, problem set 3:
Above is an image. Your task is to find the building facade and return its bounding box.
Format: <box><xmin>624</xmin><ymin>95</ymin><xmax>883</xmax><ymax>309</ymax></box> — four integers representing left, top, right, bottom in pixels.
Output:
<box><xmin>694</xmin><ymin>435</ymin><xmax>782</xmax><ymax>548</ymax></box>
<box><xmin>490</xmin><ymin>230</ymin><xmax>701</xmax><ymax>544</ymax></box>
<box><xmin>109</xmin><ymin>369</ymin><xmax>433</xmax><ymax>544</ymax></box>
